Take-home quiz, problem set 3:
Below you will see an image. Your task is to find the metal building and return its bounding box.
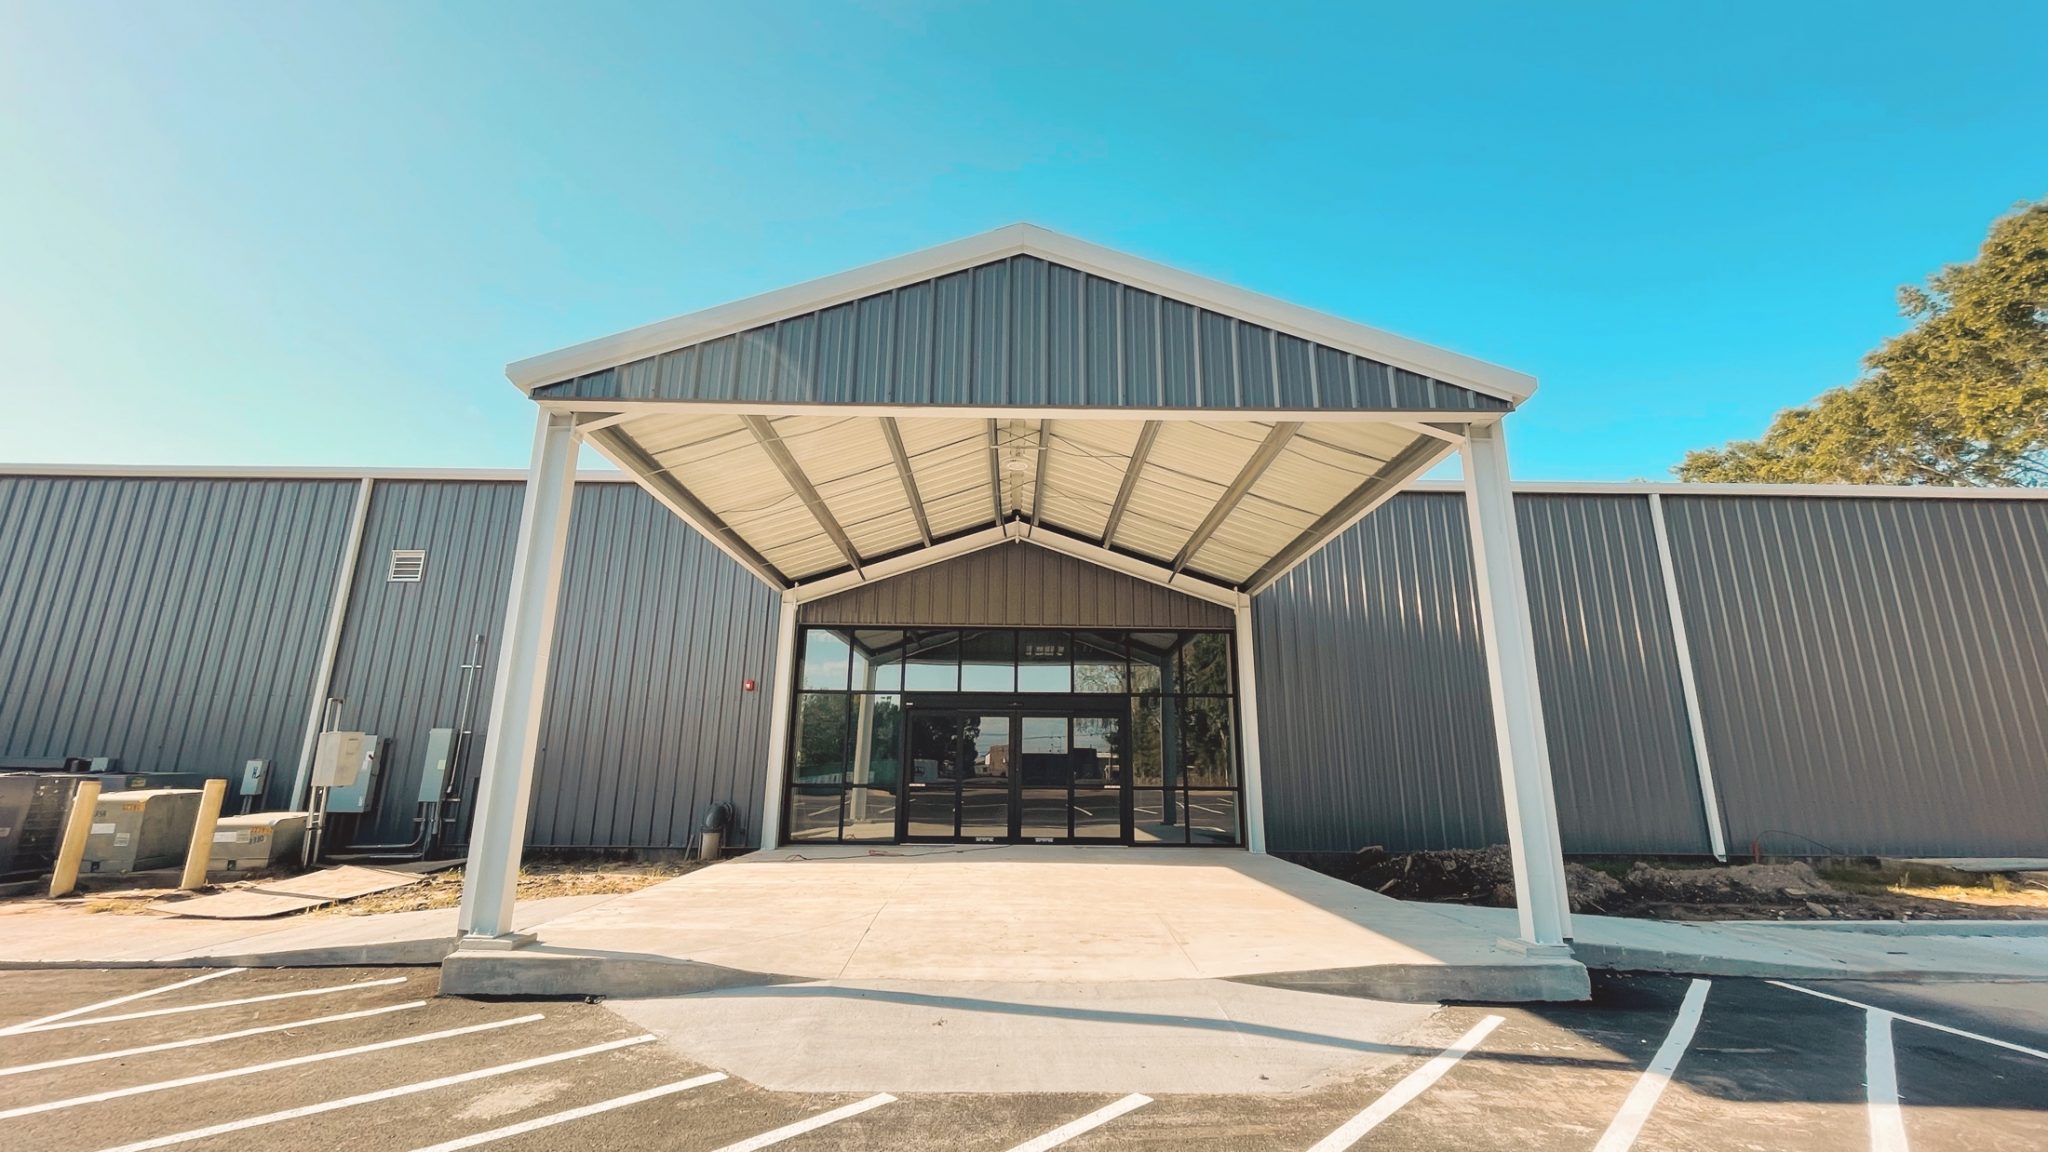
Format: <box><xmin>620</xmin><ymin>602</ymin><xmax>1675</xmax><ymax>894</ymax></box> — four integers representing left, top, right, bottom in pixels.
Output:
<box><xmin>5</xmin><ymin>226</ymin><xmax>2045</xmax><ymax>955</ymax></box>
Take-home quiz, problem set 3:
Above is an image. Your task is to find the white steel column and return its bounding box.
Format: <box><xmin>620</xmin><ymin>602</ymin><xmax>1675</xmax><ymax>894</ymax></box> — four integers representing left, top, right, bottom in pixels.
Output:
<box><xmin>1233</xmin><ymin>595</ymin><xmax>1269</xmax><ymax>854</ymax></box>
<box><xmin>757</xmin><ymin>591</ymin><xmax>800</xmax><ymax>850</ymax></box>
<box><xmin>1461</xmin><ymin>421</ymin><xmax>1572</xmax><ymax>949</ymax></box>
<box><xmin>1647</xmin><ymin>493</ymin><xmax>1730</xmax><ymax>861</ymax></box>
<box><xmin>456</xmin><ymin>411</ymin><xmax>579</xmax><ymax>941</ymax></box>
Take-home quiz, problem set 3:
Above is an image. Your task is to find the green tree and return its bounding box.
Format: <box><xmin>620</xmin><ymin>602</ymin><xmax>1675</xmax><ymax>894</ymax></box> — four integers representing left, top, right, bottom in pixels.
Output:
<box><xmin>1678</xmin><ymin>199</ymin><xmax>2048</xmax><ymax>487</ymax></box>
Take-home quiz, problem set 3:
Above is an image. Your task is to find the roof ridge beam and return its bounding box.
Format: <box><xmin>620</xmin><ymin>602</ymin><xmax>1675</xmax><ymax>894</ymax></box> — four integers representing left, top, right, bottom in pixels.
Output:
<box><xmin>1171</xmin><ymin>422</ymin><xmax>1302</xmax><ymax>576</ymax></box>
<box><xmin>740</xmin><ymin>415</ymin><xmax>863</xmax><ymax>573</ymax></box>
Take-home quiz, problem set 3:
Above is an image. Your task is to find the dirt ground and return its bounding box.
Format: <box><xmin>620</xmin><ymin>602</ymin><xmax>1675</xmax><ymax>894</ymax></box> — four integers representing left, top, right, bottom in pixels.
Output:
<box><xmin>1302</xmin><ymin>846</ymin><xmax>2048</xmax><ymax>921</ymax></box>
<box><xmin>0</xmin><ymin>857</ymin><xmax>701</xmax><ymax>918</ymax></box>
<box><xmin>322</xmin><ymin>858</ymin><xmax>702</xmax><ymax>916</ymax></box>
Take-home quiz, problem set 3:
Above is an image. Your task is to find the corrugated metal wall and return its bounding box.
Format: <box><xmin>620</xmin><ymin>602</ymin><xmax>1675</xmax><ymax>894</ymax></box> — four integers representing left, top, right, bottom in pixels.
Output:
<box><xmin>1664</xmin><ymin>495</ymin><xmax>2048</xmax><ymax>857</ymax></box>
<box><xmin>533</xmin><ymin>256</ymin><xmax>1510</xmax><ymax>414</ymax></box>
<box><xmin>0</xmin><ymin>475</ymin><xmax>358</xmax><ymax>806</ymax></box>
<box><xmin>800</xmin><ymin>541</ymin><xmax>1232</xmax><ymax>628</ymax></box>
<box><xmin>1253</xmin><ymin>492</ymin><xmax>1713</xmax><ymax>855</ymax></box>
<box><xmin>324</xmin><ymin>480</ymin><xmax>783</xmax><ymax>851</ymax></box>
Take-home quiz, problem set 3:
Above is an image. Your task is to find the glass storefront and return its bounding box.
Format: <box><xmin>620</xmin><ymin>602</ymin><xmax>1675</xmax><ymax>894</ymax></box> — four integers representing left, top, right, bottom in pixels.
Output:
<box><xmin>785</xmin><ymin>627</ymin><xmax>1242</xmax><ymax>845</ymax></box>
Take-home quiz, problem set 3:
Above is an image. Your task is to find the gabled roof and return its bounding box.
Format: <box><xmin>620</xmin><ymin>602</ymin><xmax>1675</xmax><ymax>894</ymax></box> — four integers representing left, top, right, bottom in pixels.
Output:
<box><xmin>508</xmin><ymin>223</ymin><xmax>1535</xmax><ymax>407</ymax></box>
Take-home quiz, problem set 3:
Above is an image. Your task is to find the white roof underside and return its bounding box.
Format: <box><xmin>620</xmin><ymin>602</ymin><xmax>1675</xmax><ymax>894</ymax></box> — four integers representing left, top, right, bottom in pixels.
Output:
<box><xmin>588</xmin><ymin>410</ymin><xmax>1453</xmax><ymax>594</ymax></box>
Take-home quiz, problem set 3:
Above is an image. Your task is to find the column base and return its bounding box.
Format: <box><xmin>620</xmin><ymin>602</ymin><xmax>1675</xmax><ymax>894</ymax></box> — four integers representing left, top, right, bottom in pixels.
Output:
<box><xmin>1495</xmin><ymin>936</ymin><xmax>1575</xmax><ymax>960</ymax></box>
<box><xmin>454</xmin><ymin>931</ymin><xmax>536</xmax><ymax>952</ymax></box>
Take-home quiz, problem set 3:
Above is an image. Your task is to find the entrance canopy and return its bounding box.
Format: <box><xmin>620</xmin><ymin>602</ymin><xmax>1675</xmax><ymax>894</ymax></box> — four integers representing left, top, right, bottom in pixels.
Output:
<box><xmin>506</xmin><ymin>224</ymin><xmax>1536</xmax><ymax>599</ymax></box>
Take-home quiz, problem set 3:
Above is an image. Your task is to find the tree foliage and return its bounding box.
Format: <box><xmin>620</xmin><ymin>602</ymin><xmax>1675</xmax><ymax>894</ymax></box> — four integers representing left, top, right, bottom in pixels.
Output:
<box><xmin>1678</xmin><ymin>199</ymin><xmax>2048</xmax><ymax>487</ymax></box>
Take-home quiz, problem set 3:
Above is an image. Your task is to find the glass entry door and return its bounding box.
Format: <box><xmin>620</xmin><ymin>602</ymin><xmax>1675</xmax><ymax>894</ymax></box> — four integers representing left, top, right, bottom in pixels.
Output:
<box><xmin>904</xmin><ymin>710</ymin><xmax>1013</xmax><ymax>842</ymax></box>
<box><xmin>901</xmin><ymin>701</ymin><xmax>1126</xmax><ymax>843</ymax></box>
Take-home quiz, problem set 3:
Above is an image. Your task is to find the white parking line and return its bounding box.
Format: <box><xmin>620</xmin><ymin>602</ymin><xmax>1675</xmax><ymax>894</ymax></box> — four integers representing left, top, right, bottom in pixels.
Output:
<box><xmin>707</xmin><ymin>1094</ymin><xmax>897</xmax><ymax>1152</ymax></box>
<box><xmin>0</xmin><ymin>1012</ymin><xmax>541</xmax><ymax>1119</ymax></box>
<box><xmin>0</xmin><ymin>999</ymin><xmax>428</xmax><ymax>1077</ymax></box>
<box><xmin>406</xmin><ymin>1073</ymin><xmax>730</xmax><ymax>1152</ymax></box>
<box><xmin>0</xmin><ymin>969</ymin><xmax>244</xmax><ymax>1036</ymax></box>
<box><xmin>89</xmin><ymin>1033</ymin><xmax>659</xmax><ymax>1152</ymax></box>
<box><xmin>1005</xmin><ymin>1093</ymin><xmax>1152</xmax><ymax>1151</ymax></box>
<box><xmin>1767</xmin><ymin>980</ymin><xmax>2048</xmax><ymax>1062</ymax></box>
<box><xmin>1593</xmin><ymin>977</ymin><xmax>1712</xmax><ymax>1152</ymax></box>
<box><xmin>1306</xmin><ymin>1015</ymin><xmax>1505</xmax><ymax>1152</ymax></box>
<box><xmin>1865</xmin><ymin>1010</ymin><xmax>1910</xmax><ymax>1152</ymax></box>
<box><xmin>3</xmin><ymin>974</ymin><xmax>409</xmax><ymax>1035</ymax></box>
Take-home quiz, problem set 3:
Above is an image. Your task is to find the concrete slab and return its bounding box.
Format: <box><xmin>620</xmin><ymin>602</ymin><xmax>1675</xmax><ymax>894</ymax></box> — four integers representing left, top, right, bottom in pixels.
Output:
<box><xmin>606</xmin><ymin>978</ymin><xmax>1442</xmax><ymax>1094</ymax></box>
<box><xmin>443</xmin><ymin>847</ymin><xmax>1590</xmax><ymax>1003</ymax></box>
<box><xmin>0</xmin><ymin>894</ymin><xmax>612</xmax><ymax>968</ymax></box>
<box><xmin>1429</xmin><ymin>904</ymin><xmax>2048</xmax><ymax>981</ymax></box>
<box><xmin>152</xmin><ymin>864</ymin><xmax>424</xmax><ymax>919</ymax></box>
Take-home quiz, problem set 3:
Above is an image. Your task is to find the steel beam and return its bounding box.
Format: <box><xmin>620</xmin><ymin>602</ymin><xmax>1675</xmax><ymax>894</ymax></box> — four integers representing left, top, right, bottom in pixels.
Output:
<box><xmin>741</xmin><ymin>415</ymin><xmax>862</xmax><ymax>573</ymax></box>
<box><xmin>584</xmin><ymin>426</ymin><xmax>788</xmax><ymax>588</ymax></box>
<box><xmin>880</xmin><ymin>417</ymin><xmax>934</xmax><ymax>547</ymax></box>
<box><xmin>1101</xmin><ymin>420</ymin><xmax>1161</xmax><ymax>548</ymax></box>
<box><xmin>1244</xmin><ymin>434</ymin><xmax>1451</xmax><ymax>593</ymax></box>
<box><xmin>1171</xmin><ymin>422</ymin><xmax>1301</xmax><ymax>576</ymax></box>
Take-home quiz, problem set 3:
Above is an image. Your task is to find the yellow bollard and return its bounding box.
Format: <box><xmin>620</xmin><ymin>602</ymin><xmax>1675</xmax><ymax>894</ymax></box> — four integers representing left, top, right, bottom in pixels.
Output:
<box><xmin>49</xmin><ymin>780</ymin><xmax>102</xmax><ymax>899</ymax></box>
<box><xmin>180</xmin><ymin>778</ymin><xmax>229</xmax><ymax>891</ymax></box>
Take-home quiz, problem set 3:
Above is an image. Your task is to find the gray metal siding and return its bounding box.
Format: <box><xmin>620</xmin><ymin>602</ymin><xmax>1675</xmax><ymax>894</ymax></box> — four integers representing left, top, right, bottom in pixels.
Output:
<box><xmin>0</xmin><ymin>476</ymin><xmax>358</xmax><ymax>806</ymax></box>
<box><xmin>1515</xmin><ymin>496</ymin><xmax>1710</xmax><ymax>854</ymax></box>
<box><xmin>1252</xmin><ymin>493</ymin><xmax>1506</xmax><ymax>852</ymax></box>
<box><xmin>1664</xmin><ymin>495</ymin><xmax>2048</xmax><ymax>857</ymax></box>
<box><xmin>532</xmin><ymin>483</ymin><xmax>781</xmax><ymax>850</ymax></box>
<box><xmin>800</xmin><ymin>542</ymin><xmax>1233</xmax><ymax>629</ymax></box>
<box><xmin>1253</xmin><ymin>492</ymin><xmax>1712</xmax><ymax>855</ymax></box>
<box><xmin>324</xmin><ymin>480</ymin><xmax>782</xmax><ymax>851</ymax></box>
<box><xmin>532</xmin><ymin>255</ymin><xmax>1510</xmax><ymax>413</ymax></box>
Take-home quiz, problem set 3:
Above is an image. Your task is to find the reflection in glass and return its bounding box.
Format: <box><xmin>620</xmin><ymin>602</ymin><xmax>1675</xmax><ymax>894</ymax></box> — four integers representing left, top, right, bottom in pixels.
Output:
<box><xmin>842</xmin><ymin>786</ymin><xmax>898</xmax><ymax>840</ymax></box>
<box><xmin>904</xmin><ymin>631</ymin><xmax>960</xmax><ymax>691</ymax></box>
<box><xmin>1130</xmin><ymin>697</ymin><xmax>1163</xmax><ymax>787</ymax></box>
<box><xmin>960</xmin><ymin>630</ymin><xmax>1016</xmax><ymax>692</ymax></box>
<box><xmin>800</xmin><ymin>630</ymin><xmax>853</xmax><ymax>691</ymax></box>
<box><xmin>1128</xmin><ymin>632</ymin><xmax>1175</xmax><ymax>694</ymax></box>
<box><xmin>793</xmin><ymin>694</ymin><xmax>851</xmax><ymax>784</ymax></box>
<box><xmin>855</xmin><ymin>630</ymin><xmax>906</xmax><ymax>692</ymax></box>
<box><xmin>1186</xmin><ymin>790</ymin><xmax>1241</xmax><ymax>845</ymax></box>
<box><xmin>959</xmin><ymin>787</ymin><xmax>1009</xmax><ymax>840</ymax></box>
<box><xmin>1072</xmin><ymin>715</ymin><xmax>1122</xmax><ymax>785</ymax></box>
<box><xmin>1176</xmin><ymin>697</ymin><xmax>1235</xmax><ymax>787</ymax></box>
<box><xmin>1072</xmin><ymin>790</ymin><xmax>1120</xmax><ymax>838</ymax></box>
<box><xmin>1072</xmin><ymin>632</ymin><xmax>1126</xmax><ymax>693</ymax></box>
<box><xmin>851</xmin><ymin>694</ymin><xmax>902</xmax><ymax>791</ymax></box>
<box><xmin>962</xmin><ymin>715</ymin><xmax>1010</xmax><ymax>785</ymax></box>
<box><xmin>1180</xmin><ymin>632</ymin><xmax>1232</xmax><ymax>695</ymax></box>
<box><xmin>1018</xmin><ymin>630</ymin><xmax>1072</xmax><ymax>693</ymax></box>
<box><xmin>1130</xmin><ymin>789</ymin><xmax>1183</xmax><ymax>843</ymax></box>
<box><xmin>788</xmin><ymin>786</ymin><xmax>841</xmax><ymax>840</ymax></box>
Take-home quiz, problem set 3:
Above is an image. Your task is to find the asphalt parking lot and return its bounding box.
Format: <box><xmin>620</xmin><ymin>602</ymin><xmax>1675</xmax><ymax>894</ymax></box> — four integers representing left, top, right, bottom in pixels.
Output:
<box><xmin>0</xmin><ymin>965</ymin><xmax>2041</xmax><ymax>1151</ymax></box>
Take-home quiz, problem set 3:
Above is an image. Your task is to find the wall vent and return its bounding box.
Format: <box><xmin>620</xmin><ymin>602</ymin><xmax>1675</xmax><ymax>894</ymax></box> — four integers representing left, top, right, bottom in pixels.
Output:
<box><xmin>387</xmin><ymin>549</ymin><xmax>426</xmax><ymax>583</ymax></box>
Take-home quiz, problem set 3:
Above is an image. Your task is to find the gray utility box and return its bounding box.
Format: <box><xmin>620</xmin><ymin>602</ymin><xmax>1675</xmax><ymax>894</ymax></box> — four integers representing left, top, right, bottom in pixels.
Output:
<box><xmin>0</xmin><ymin>774</ymin><xmax>79</xmax><ymax>876</ymax></box>
<box><xmin>207</xmin><ymin>812</ymin><xmax>307</xmax><ymax>873</ymax></box>
<box><xmin>83</xmin><ymin>788</ymin><xmax>203</xmax><ymax>874</ymax></box>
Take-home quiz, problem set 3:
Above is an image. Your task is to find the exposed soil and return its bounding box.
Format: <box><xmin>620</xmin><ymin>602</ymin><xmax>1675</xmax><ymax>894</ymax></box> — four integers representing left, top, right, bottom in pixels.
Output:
<box><xmin>319</xmin><ymin>858</ymin><xmax>703</xmax><ymax>916</ymax></box>
<box><xmin>1301</xmin><ymin>846</ymin><xmax>2048</xmax><ymax>921</ymax></box>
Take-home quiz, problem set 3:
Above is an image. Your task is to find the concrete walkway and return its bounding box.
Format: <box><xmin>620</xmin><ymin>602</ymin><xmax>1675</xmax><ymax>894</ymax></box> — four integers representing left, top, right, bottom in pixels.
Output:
<box><xmin>441</xmin><ymin>846</ymin><xmax>1589</xmax><ymax>1003</ymax></box>
<box><xmin>1429</xmin><ymin>904</ymin><xmax>2048</xmax><ymax>981</ymax></box>
<box><xmin>0</xmin><ymin>895</ymin><xmax>609</xmax><ymax>968</ymax></box>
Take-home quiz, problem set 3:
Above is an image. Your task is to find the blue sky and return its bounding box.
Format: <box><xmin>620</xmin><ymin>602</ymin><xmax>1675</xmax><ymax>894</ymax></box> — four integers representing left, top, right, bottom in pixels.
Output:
<box><xmin>3</xmin><ymin>3</ymin><xmax>2043</xmax><ymax>480</ymax></box>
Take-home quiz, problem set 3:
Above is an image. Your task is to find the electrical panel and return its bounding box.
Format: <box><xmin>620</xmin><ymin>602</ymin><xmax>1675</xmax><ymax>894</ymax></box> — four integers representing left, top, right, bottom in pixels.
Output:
<box><xmin>83</xmin><ymin>788</ymin><xmax>203</xmax><ymax>874</ymax></box>
<box><xmin>238</xmin><ymin>760</ymin><xmax>271</xmax><ymax>798</ymax></box>
<box><xmin>415</xmin><ymin>728</ymin><xmax>456</xmax><ymax>804</ymax></box>
<box><xmin>0</xmin><ymin>774</ymin><xmax>77</xmax><ymax>876</ymax></box>
<box><xmin>311</xmin><ymin>731</ymin><xmax>368</xmax><ymax>789</ymax></box>
<box><xmin>323</xmin><ymin>735</ymin><xmax>383</xmax><ymax>814</ymax></box>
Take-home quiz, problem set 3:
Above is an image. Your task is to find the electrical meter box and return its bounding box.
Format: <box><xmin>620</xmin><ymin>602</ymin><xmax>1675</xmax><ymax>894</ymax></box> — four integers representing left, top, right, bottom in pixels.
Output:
<box><xmin>83</xmin><ymin>788</ymin><xmax>203</xmax><ymax>874</ymax></box>
<box><xmin>323</xmin><ymin>735</ymin><xmax>383</xmax><ymax>814</ymax></box>
<box><xmin>207</xmin><ymin>812</ymin><xmax>307</xmax><ymax>872</ymax></box>
<box><xmin>311</xmin><ymin>731</ymin><xmax>368</xmax><ymax>789</ymax></box>
<box><xmin>238</xmin><ymin>760</ymin><xmax>271</xmax><ymax>798</ymax></box>
<box><xmin>415</xmin><ymin>728</ymin><xmax>456</xmax><ymax>803</ymax></box>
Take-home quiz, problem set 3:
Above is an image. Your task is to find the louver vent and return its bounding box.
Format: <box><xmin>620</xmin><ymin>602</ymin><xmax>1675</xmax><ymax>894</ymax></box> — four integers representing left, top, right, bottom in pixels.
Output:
<box><xmin>387</xmin><ymin>549</ymin><xmax>426</xmax><ymax>582</ymax></box>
